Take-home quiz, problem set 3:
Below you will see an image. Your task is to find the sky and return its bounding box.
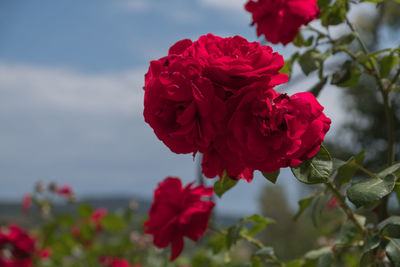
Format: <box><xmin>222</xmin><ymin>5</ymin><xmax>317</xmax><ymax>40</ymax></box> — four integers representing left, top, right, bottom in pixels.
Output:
<box><xmin>0</xmin><ymin>0</ymin><xmax>365</xmax><ymax>216</ymax></box>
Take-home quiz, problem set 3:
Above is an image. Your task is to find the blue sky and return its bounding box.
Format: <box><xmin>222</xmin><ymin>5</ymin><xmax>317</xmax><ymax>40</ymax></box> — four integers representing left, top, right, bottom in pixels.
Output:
<box><xmin>0</xmin><ymin>0</ymin><xmax>354</xmax><ymax>215</ymax></box>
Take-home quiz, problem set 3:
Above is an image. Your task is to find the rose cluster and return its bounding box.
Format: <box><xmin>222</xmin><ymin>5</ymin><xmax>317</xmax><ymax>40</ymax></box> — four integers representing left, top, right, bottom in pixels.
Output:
<box><xmin>0</xmin><ymin>225</ymin><xmax>50</xmax><ymax>267</ymax></box>
<box><xmin>144</xmin><ymin>34</ymin><xmax>331</xmax><ymax>181</ymax></box>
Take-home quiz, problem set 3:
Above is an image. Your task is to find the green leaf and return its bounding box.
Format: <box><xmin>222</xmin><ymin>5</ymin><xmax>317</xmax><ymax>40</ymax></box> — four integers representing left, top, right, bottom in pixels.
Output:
<box><xmin>378</xmin><ymin>216</ymin><xmax>400</xmax><ymax>238</ymax></box>
<box><xmin>363</xmin><ymin>235</ymin><xmax>381</xmax><ymax>253</ymax></box>
<box><xmin>79</xmin><ymin>223</ymin><xmax>96</xmax><ymax>241</ymax></box>
<box><xmin>293</xmin><ymin>32</ymin><xmax>314</xmax><ymax>48</ymax></box>
<box><xmin>254</xmin><ymin>247</ymin><xmax>277</xmax><ymax>260</ymax></box>
<box><xmin>331</xmin><ymin>60</ymin><xmax>361</xmax><ymax>87</ymax></box>
<box><xmin>214</xmin><ymin>171</ymin><xmax>238</xmax><ymax>198</ymax></box>
<box><xmin>78</xmin><ymin>203</ymin><xmax>93</xmax><ymax>219</ymax></box>
<box><xmin>56</xmin><ymin>215</ymin><xmax>75</xmax><ymax>227</ymax></box>
<box><xmin>101</xmin><ymin>214</ymin><xmax>126</xmax><ymax>232</ymax></box>
<box><xmin>347</xmin><ymin>175</ymin><xmax>396</xmax><ymax>207</ymax></box>
<box><xmin>335</xmin><ymin>151</ymin><xmax>365</xmax><ymax>186</ymax></box>
<box><xmin>317</xmin><ymin>252</ymin><xmax>334</xmax><ymax>267</ymax></box>
<box><xmin>308</xmin><ymin>77</ymin><xmax>328</xmax><ymax>97</ymax></box>
<box><xmin>386</xmin><ymin>239</ymin><xmax>400</xmax><ymax>266</ymax></box>
<box><xmin>321</xmin><ymin>3</ymin><xmax>346</xmax><ymax>26</ymax></box>
<box><xmin>317</xmin><ymin>0</ymin><xmax>331</xmax><ymax>10</ymax></box>
<box><xmin>244</xmin><ymin>214</ymin><xmax>275</xmax><ymax>236</ymax></box>
<box><xmin>262</xmin><ymin>170</ymin><xmax>280</xmax><ymax>184</ymax></box>
<box><xmin>335</xmin><ymin>33</ymin><xmax>356</xmax><ymax>46</ymax></box>
<box><xmin>226</xmin><ymin>220</ymin><xmax>245</xmax><ymax>249</ymax></box>
<box><xmin>377</xmin><ymin>163</ymin><xmax>400</xmax><ymax>178</ymax></box>
<box><xmin>380</xmin><ymin>53</ymin><xmax>399</xmax><ymax>78</ymax></box>
<box><xmin>251</xmin><ymin>255</ymin><xmax>262</xmax><ymax>267</ymax></box>
<box><xmin>335</xmin><ymin>220</ymin><xmax>361</xmax><ymax>246</ymax></box>
<box><xmin>294</xmin><ymin>195</ymin><xmax>315</xmax><ymax>221</ymax></box>
<box><xmin>285</xmin><ymin>260</ymin><xmax>304</xmax><ymax>267</ymax></box>
<box><xmin>298</xmin><ymin>50</ymin><xmax>326</xmax><ymax>76</ymax></box>
<box><xmin>208</xmin><ymin>233</ymin><xmax>226</xmax><ymax>254</ymax></box>
<box><xmin>280</xmin><ymin>53</ymin><xmax>299</xmax><ymax>78</ymax></box>
<box><xmin>291</xmin><ymin>145</ymin><xmax>333</xmax><ymax>184</ymax></box>
<box><xmin>304</xmin><ymin>247</ymin><xmax>332</xmax><ymax>260</ymax></box>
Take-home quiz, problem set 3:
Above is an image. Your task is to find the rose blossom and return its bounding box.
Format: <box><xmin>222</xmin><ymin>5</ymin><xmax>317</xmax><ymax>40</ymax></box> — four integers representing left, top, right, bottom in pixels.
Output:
<box><xmin>55</xmin><ymin>184</ymin><xmax>74</xmax><ymax>199</ymax></box>
<box><xmin>201</xmin><ymin>134</ymin><xmax>254</xmax><ymax>182</ymax></box>
<box><xmin>227</xmin><ymin>83</ymin><xmax>331</xmax><ymax>172</ymax></box>
<box><xmin>90</xmin><ymin>208</ymin><xmax>107</xmax><ymax>231</ymax></box>
<box><xmin>144</xmin><ymin>55</ymin><xmax>225</xmax><ymax>154</ymax></box>
<box><xmin>144</xmin><ymin>177</ymin><xmax>214</xmax><ymax>261</ymax></box>
<box><xmin>245</xmin><ymin>0</ymin><xmax>320</xmax><ymax>45</ymax></box>
<box><xmin>169</xmin><ymin>34</ymin><xmax>288</xmax><ymax>100</ymax></box>
<box><xmin>0</xmin><ymin>225</ymin><xmax>36</xmax><ymax>267</ymax></box>
<box><xmin>325</xmin><ymin>197</ymin><xmax>339</xmax><ymax>210</ymax></box>
<box><xmin>22</xmin><ymin>194</ymin><xmax>32</xmax><ymax>214</ymax></box>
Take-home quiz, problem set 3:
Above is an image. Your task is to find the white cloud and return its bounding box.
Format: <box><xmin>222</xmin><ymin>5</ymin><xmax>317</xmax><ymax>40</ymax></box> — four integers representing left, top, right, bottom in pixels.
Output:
<box><xmin>199</xmin><ymin>0</ymin><xmax>246</xmax><ymax>10</ymax></box>
<box><xmin>0</xmin><ymin>62</ymin><xmax>145</xmax><ymax>115</ymax></box>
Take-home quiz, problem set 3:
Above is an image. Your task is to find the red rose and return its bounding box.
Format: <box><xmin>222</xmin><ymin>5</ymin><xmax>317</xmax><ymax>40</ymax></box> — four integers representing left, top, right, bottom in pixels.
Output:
<box><xmin>0</xmin><ymin>225</ymin><xmax>36</xmax><ymax>267</ymax></box>
<box><xmin>22</xmin><ymin>194</ymin><xmax>32</xmax><ymax>214</ymax></box>
<box><xmin>144</xmin><ymin>177</ymin><xmax>214</xmax><ymax>261</ymax></box>
<box><xmin>325</xmin><ymin>197</ymin><xmax>339</xmax><ymax>210</ymax></box>
<box><xmin>90</xmin><ymin>208</ymin><xmax>107</xmax><ymax>231</ymax></box>
<box><xmin>144</xmin><ymin>55</ymin><xmax>225</xmax><ymax>154</ymax></box>
<box><xmin>55</xmin><ymin>184</ymin><xmax>74</xmax><ymax>199</ymax></box>
<box><xmin>170</xmin><ymin>34</ymin><xmax>288</xmax><ymax>99</ymax></box>
<box><xmin>245</xmin><ymin>0</ymin><xmax>320</xmax><ymax>45</ymax></box>
<box><xmin>227</xmin><ymin>84</ymin><xmax>330</xmax><ymax>172</ymax></box>
<box><xmin>39</xmin><ymin>248</ymin><xmax>52</xmax><ymax>260</ymax></box>
<box><xmin>201</xmin><ymin>134</ymin><xmax>254</xmax><ymax>182</ymax></box>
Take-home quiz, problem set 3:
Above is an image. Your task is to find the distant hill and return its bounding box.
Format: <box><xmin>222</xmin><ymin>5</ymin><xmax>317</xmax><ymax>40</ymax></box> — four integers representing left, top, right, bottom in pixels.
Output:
<box><xmin>0</xmin><ymin>196</ymin><xmax>238</xmax><ymax>227</ymax></box>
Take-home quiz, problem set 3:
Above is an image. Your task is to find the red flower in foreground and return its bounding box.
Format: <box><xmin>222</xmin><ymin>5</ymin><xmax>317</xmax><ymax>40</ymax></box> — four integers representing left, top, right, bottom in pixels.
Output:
<box><xmin>144</xmin><ymin>177</ymin><xmax>214</xmax><ymax>261</ymax></box>
<box><xmin>0</xmin><ymin>225</ymin><xmax>36</xmax><ymax>267</ymax></box>
<box><xmin>227</xmin><ymin>85</ymin><xmax>331</xmax><ymax>173</ymax></box>
<box><xmin>144</xmin><ymin>55</ymin><xmax>225</xmax><ymax>154</ymax></box>
<box><xmin>169</xmin><ymin>34</ymin><xmax>288</xmax><ymax>99</ymax></box>
<box><xmin>245</xmin><ymin>0</ymin><xmax>320</xmax><ymax>45</ymax></box>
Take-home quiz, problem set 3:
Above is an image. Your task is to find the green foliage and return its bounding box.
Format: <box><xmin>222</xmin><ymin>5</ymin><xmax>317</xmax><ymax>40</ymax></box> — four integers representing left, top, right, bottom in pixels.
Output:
<box><xmin>386</xmin><ymin>239</ymin><xmax>400</xmax><ymax>266</ymax></box>
<box><xmin>293</xmin><ymin>195</ymin><xmax>315</xmax><ymax>221</ymax></box>
<box><xmin>78</xmin><ymin>203</ymin><xmax>93</xmax><ymax>219</ymax></box>
<box><xmin>298</xmin><ymin>50</ymin><xmax>326</xmax><ymax>76</ymax></box>
<box><xmin>331</xmin><ymin>61</ymin><xmax>362</xmax><ymax>87</ymax></box>
<box><xmin>335</xmin><ymin>151</ymin><xmax>365</xmax><ymax>187</ymax></box>
<box><xmin>291</xmin><ymin>146</ymin><xmax>333</xmax><ymax>184</ymax></box>
<box><xmin>308</xmin><ymin>77</ymin><xmax>328</xmax><ymax>97</ymax></box>
<box><xmin>380</xmin><ymin>53</ymin><xmax>399</xmax><ymax>78</ymax></box>
<box><xmin>347</xmin><ymin>175</ymin><xmax>396</xmax><ymax>207</ymax></box>
<box><xmin>101</xmin><ymin>214</ymin><xmax>127</xmax><ymax>233</ymax></box>
<box><xmin>347</xmin><ymin>164</ymin><xmax>400</xmax><ymax>207</ymax></box>
<box><xmin>262</xmin><ymin>170</ymin><xmax>280</xmax><ymax>184</ymax></box>
<box><xmin>214</xmin><ymin>171</ymin><xmax>238</xmax><ymax>198</ymax></box>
